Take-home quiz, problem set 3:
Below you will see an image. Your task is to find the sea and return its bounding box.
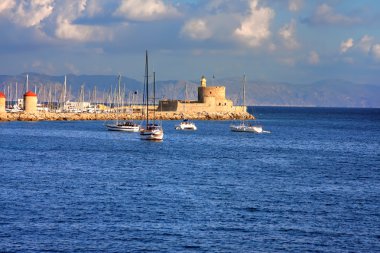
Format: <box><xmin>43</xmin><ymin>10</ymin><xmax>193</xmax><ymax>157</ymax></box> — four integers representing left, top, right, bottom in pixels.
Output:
<box><xmin>0</xmin><ymin>107</ymin><xmax>379</xmax><ymax>252</ymax></box>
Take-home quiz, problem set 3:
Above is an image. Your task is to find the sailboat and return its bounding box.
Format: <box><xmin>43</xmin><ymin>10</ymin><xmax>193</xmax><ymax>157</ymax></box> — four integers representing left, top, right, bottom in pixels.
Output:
<box><xmin>175</xmin><ymin>83</ymin><xmax>197</xmax><ymax>130</ymax></box>
<box><xmin>230</xmin><ymin>75</ymin><xmax>263</xmax><ymax>133</ymax></box>
<box><xmin>140</xmin><ymin>51</ymin><xmax>164</xmax><ymax>140</ymax></box>
<box><xmin>106</xmin><ymin>75</ymin><xmax>140</xmax><ymax>132</ymax></box>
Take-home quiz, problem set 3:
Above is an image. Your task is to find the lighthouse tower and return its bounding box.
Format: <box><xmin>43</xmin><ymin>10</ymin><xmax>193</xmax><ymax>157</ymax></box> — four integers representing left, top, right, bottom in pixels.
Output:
<box><xmin>200</xmin><ymin>75</ymin><xmax>207</xmax><ymax>87</ymax></box>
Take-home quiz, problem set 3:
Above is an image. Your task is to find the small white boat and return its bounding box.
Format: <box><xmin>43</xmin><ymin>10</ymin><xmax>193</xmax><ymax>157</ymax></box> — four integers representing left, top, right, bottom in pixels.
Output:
<box><xmin>175</xmin><ymin>119</ymin><xmax>197</xmax><ymax>130</ymax></box>
<box><xmin>230</xmin><ymin>123</ymin><xmax>263</xmax><ymax>133</ymax></box>
<box><xmin>140</xmin><ymin>123</ymin><xmax>164</xmax><ymax>140</ymax></box>
<box><xmin>106</xmin><ymin>121</ymin><xmax>140</xmax><ymax>132</ymax></box>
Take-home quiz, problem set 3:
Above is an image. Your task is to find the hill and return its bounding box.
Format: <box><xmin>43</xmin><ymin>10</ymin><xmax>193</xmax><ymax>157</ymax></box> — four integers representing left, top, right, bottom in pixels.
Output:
<box><xmin>0</xmin><ymin>73</ymin><xmax>379</xmax><ymax>108</ymax></box>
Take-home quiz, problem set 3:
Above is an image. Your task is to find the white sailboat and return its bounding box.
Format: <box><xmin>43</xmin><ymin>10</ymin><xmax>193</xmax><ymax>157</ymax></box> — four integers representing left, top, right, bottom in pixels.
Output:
<box><xmin>106</xmin><ymin>75</ymin><xmax>140</xmax><ymax>132</ymax></box>
<box><xmin>140</xmin><ymin>51</ymin><xmax>164</xmax><ymax>141</ymax></box>
<box><xmin>230</xmin><ymin>75</ymin><xmax>264</xmax><ymax>133</ymax></box>
<box><xmin>175</xmin><ymin>83</ymin><xmax>197</xmax><ymax>131</ymax></box>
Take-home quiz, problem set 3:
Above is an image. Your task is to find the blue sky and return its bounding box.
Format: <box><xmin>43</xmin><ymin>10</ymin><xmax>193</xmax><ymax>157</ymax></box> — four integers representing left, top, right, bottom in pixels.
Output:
<box><xmin>0</xmin><ymin>0</ymin><xmax>379</xmax><ymax>84</ymax></box>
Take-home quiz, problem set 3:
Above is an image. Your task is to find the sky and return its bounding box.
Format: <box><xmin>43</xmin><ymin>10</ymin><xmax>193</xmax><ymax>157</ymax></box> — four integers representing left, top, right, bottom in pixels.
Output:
<box><xmin>0</xmin><ymin>0</ymin><xmax>380</xmax><ymax>84</ymax></box>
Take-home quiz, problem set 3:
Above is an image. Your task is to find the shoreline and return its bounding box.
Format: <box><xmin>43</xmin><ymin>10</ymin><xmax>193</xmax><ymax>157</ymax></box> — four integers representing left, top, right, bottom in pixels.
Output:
<box><xmin>0</xmin><ymin>111</ymin><xmax>254</xmax><ymax>122</ymax></box>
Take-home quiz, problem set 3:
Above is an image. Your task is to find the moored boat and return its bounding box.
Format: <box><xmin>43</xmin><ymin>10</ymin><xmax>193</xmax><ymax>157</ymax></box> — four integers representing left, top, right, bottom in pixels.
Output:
<box><xmin>140</xmin><ymin>50</ymin><xmax>164</xmax><ymax>141</ymax></box>
<box><xmin>230</xmin><ymin>75</ymin><xmax>266</xmax><ymax>134</ymax></box>
<box><xmin>106</xmin><ymin>121</ymin><xmax>140</xmax><ymax>132</ymax></box>
<box><xmin>106</xmin><ymin>75</ymin><xmax>140</xmax><ymax>132</ymax></box>
<box><xmin>230</xmin><ymin>123</ymin><xmax>263</xmax><ymax>133</ymax></box>
<box><xmin>175</xmin><ymin>119</ymin><xmax>197</xmax><ymax>130</ymax></box>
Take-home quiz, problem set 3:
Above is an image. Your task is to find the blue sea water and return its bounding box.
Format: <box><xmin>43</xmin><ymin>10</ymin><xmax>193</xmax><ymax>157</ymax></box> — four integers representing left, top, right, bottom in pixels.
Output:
<box><xmin>0</xmin><ymin>107</ymin><xmax>379</xmax><ymax>252</ymax></box>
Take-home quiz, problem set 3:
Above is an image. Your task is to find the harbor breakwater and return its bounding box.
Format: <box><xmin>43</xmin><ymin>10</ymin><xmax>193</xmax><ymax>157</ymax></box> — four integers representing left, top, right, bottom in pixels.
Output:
<box><xmin>0</xmin><ymin>111</ymin><xmax>254</xmax><ymax>122</ymax></box>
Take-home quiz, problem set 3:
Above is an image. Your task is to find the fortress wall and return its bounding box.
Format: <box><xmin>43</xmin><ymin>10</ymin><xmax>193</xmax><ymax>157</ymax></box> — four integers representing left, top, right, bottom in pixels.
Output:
<box><xmin>158</xmin><ymin>99</ymin><xmax>246</xmax><ymax>113</ymax></box>
<box><xmin>176</xmin><ymin>102</ymin><xmax>246</xmax><ymax>113</ymax></box>
<box><xmin>202</xmin><ymin>96</ymin><xmax>215</xmax><ymax>107</ymax></box>
<box><xmin>157</xmin><ymin>100</ymin><xmax>179</xmax><ymax>111</ymax></box>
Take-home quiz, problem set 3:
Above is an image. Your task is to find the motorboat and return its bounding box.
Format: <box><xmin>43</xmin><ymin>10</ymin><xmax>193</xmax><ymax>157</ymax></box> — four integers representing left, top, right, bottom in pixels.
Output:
<box><xmin>175</xmin><ymin>119</ymin><xmax>197</xmax><ymax>130</ymax></box>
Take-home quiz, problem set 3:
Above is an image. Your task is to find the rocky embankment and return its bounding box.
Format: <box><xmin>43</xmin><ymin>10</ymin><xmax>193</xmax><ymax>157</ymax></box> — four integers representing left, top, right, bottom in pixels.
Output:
<box><xmin>0</xmin><ymin>111</ymin><xmax>254</xmax><ymax>122</ymax></box>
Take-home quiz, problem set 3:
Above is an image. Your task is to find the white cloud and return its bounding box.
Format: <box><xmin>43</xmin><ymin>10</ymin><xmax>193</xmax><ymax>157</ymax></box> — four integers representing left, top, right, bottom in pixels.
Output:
<box><xmin>278</xmin><ymin>19</ymin><xmax>299</xmax><ymax>50</ymax></box>
<box><xmin>85</xmin><ymin>0</ymin><xmax>103</xmax><ymax>17</ymax></box>
<box><xmin>0</xmin><ymin>0</ymin><xmax>15</xmax><ymax>13</ymax></box>
<box><xmin>311</xmin><ymin>4</ymin><xmax>361</xmax><ymax>25</ymax></box>
<box><xmin>55</xmin><ymin>0</ymin><xmax>86</xmax><ymax>21</ymax></box>
<box><xmin>114</xmin><ymin>0</ymin><xmax>180</xmax><ymax>21</ymax></box>
<box><xmin>288</xmin><ymin>0</ymin><xmax>303</xmax><ymax>12</ymax></box>
<box><xmin>340</xmin><ymin>38</ymin><xmax>354</xmax><ymax>53</ymax></box>
<box><xmin>55</xmin><ymin>18</ymin><xmax>111</xmax><ymax>42</ymax></box>
<box><xmin>358</xmin><ymin>35</ymin><xmax>374</xmax><ymax>54</ymax></box>
<box><xmin>372</xmin><ymin>44</ymin><xmax>380</xmax><ymax>61</ymax></box>
<box><xmin>308</xmin><ymin>51</ymin><xmax>319</xmax><ymax>65</ymax></box>
<box><xmin>54</xmin><ymin>0</ymin><xmax>112</xmax><ymax>42</ymax></box>
<box><xmin>234</xmin><ymin>0</ymin><xmax>275</xmax><ymax>48</ymax></box>
<box><xmin>1</xmin><ymin>0</ymin><xmax>53</xmax><ymax>28</ymax></box>
<box><xmin>181</xmin><ymin>19</ymin><xmax>212</xmax><ymax>40</ymax></box>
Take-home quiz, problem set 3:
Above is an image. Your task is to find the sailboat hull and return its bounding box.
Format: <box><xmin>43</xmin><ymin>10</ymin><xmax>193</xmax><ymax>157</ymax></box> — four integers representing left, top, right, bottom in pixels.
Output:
<box><xmin>230</xmin><ymin>124</ymin><xmax>263</xmax><ymax>133</ymax></box>
<box><xmin>140</xmin><ymin>128</ymin><xmax>164</xmax><ymax>140</ymax></box>
<box><xmin>106</xmin><ymin>123</ymin><xmax>140</xmax><ymax>132</ymax></box>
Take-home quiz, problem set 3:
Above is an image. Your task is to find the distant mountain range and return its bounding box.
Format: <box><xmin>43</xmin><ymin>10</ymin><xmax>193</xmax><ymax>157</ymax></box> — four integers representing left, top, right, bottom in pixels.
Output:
<box><xmin>0</xmin><ymin>73</ymin><xmax>379</xmax><ymax>108</ymax></box>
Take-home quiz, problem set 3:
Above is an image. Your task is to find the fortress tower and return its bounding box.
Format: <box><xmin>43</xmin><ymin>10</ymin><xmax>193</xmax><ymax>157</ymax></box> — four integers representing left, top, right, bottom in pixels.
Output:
<box><xmin>197</xmin><ymin>76</ymin><xmax>231</xmax><ymax>107</ymax></box>
<box><xmin>24</xmin><ymin>91</ymin><xmax>38</xmax><ymax>113</ymax></box>
<box><xmin>0</xmin><ymin>92</ymin><xmax>6</xmax><ymax>113</ymax></box>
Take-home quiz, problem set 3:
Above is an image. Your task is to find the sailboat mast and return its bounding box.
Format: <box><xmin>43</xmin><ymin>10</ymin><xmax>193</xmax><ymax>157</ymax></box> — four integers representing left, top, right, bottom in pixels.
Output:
<box><xmin>26</xmin><ymin>74</ymin><xmax>29</xmax><ymax>92</ymax></box>
<box><xmin>145</xmin><ymin>50</ymin><xmax>149</xmax><ymax>127</ymax></box>
<box><xmin>184</xmin><ymin>82</ymin><xmax>187</xmax><ymax>113</ymax></box>
<box><xmin>153</xmin><ymin>71</ymin><xmax>156</xmax><ymax>124</ymax></box>
<box><xmin>243</xmin><ymin>74</ymin><xmax>246</xmax><ymax>108</ymax></box>
<box><xmin>118</xmin><ymin>74</ymin><xmax>121</xmax><ymax>111</ymax></box>
<box><xmin>62</xmin><ymin>75</ymin><xmax>67</xmax><ymax>110</ymax></box>
<box><xmin>15</xmin><ymin>82</ymin><xmax>18</xmax><ymax>105</ymax></box>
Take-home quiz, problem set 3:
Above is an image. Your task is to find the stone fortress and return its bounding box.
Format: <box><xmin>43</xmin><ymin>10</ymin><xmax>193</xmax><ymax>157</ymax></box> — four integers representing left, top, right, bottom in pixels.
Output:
<box><xmin>157</xmin><ymin>75</ymin><xmax>246</xmax><ymax>114</ymax></box>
